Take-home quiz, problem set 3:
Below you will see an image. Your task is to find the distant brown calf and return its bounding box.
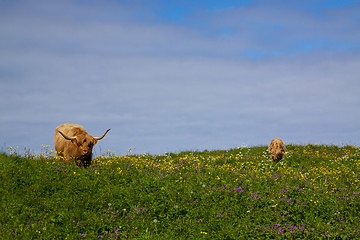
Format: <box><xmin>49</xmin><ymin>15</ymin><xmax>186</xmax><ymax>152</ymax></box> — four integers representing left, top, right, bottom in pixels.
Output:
<box><xmin>268</xmin><ymin>138</ymin><xmax>286</xmax><ymax>162</ymax></box>
<box><xmin>54</xmin><ymin>123</ymin><xmax>110</xmax><ymax>167</ymax></box>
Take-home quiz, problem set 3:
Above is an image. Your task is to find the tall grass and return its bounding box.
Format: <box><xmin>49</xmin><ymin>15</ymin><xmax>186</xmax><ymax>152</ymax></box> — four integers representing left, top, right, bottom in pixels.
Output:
<box><xmin>1</xmin><ymin>144</ymin><xmax>360</xmax><ymax>239</ymax></box>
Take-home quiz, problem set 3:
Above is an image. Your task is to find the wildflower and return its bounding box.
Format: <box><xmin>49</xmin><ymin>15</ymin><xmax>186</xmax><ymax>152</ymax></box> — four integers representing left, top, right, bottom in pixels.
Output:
<box><xmin>153</xmin><ymin>219</ymin><xmax>158</xmax><ymax>223</ymax></box>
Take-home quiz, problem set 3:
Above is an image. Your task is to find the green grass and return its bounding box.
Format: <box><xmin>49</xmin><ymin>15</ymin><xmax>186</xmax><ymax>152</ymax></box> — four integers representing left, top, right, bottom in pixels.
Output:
<box><xmin>1</xmin><ymin>144</ymin><xmax>360</xmax><ymax>239</ymax></box>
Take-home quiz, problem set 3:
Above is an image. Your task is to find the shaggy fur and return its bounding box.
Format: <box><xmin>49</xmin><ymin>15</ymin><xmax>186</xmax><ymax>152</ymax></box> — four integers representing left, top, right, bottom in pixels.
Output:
<box><xmin>268</xmin><ymin>138</ymin><xmax>286</xmax><ymax>162</ymax></box>
<box><xmin>54</xmin><ymin>123</ymin><xmax>110</xmax><ymax>167</ymax></box>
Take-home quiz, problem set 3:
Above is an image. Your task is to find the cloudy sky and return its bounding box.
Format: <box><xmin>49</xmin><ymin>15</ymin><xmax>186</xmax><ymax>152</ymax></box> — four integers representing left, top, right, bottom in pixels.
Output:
<box><xmin>1</xmin><ymin>0</ymin><xmax>359</xmax><ymax>155</ymax></box>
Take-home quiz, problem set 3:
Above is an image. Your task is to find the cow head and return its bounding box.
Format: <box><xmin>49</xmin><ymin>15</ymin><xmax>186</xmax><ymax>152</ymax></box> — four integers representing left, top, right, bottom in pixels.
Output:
<box><xmin>57</xmin><ymin>128</ymin><xmax>110</xmax><ymax>157</ymax></box>
<box><xmin>273</xmin><ymin>149</ymin><xmax>285</xmax><ymax>160</ymax></box>
<box><xmin>271</xmin><ymin>144</ymin><xmax>285</xmax><ymax>161</ymax></box>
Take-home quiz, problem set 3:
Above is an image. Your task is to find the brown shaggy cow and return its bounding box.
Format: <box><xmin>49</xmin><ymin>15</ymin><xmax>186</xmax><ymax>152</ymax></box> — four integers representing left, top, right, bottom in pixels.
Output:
<box><xmin>54</xmin><ymin>123</ymin><xmax>110</xmax><ymax>167</ymax></box>
<box><xmin>268</xmin><ymin>138</ymin><xmax>286</xmax><ymax>162</ymax></box>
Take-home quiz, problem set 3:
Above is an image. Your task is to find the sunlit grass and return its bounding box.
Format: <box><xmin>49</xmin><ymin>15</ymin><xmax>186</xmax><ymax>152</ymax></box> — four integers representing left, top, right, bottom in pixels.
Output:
<box><xmin>1</xmin><ymin>144</ymin><xmax>360</xmax><ymax>238</ymax></box>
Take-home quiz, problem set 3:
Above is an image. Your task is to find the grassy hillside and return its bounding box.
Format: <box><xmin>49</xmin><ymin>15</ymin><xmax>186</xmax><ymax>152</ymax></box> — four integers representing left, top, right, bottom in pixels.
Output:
<box><xmin>1</xmin><ymin>144</ymin><xmax>360</xmax><ymax>239</ymax></box>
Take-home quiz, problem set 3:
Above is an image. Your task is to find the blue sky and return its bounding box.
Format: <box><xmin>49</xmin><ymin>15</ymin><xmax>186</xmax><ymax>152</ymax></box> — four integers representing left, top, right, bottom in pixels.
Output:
<box><xmin>0</xmin><ymin>0</ymin><xmax>359</xmax><ymax>155</ymax></box>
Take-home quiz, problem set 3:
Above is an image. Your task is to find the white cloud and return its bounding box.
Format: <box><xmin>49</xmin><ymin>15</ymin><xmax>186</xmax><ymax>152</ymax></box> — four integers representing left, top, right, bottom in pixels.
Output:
<box><xmin>0</xmin><ymin>0</ymin><xmax>359</xmax><ymax>154</ymax></box>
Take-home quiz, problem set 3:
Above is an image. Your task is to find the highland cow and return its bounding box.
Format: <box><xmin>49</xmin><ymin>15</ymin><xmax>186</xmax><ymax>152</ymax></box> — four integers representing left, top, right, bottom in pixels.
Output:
<box><xmin>268</xmin><ymin>138</ymin><xmax>286</xmax><ymax>162</ymax></box>
<box><xmin>54</xmin><ymin>123</ymin><xmax>110</xmax><ymax>167</ymax></box>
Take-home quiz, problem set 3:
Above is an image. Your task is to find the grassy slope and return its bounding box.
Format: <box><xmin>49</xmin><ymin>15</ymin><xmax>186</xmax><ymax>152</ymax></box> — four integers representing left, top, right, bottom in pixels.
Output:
<box><xmin>1</xmin><ymin>144</ymin><xmax>360</xmax><ymax>239</ymax></box>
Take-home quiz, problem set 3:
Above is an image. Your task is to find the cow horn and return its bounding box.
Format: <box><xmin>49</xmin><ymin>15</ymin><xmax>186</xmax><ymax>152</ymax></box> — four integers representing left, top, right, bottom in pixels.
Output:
<box><xmin>94</xmin><ymin>129</ymin><xmax>111</xmax><ymax>140</ymax></box>
<box><xmin>57</xmin><ymin>130</ymin><xmax>76</xmax><ymax>140</ymax></box>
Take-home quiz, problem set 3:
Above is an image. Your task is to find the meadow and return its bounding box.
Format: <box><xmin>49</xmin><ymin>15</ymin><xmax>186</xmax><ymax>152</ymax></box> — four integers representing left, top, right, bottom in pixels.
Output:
<box><xmin>1</xmin><ymin>144</ymin><xmax>360</xmax><ymax>239</ymax></box>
